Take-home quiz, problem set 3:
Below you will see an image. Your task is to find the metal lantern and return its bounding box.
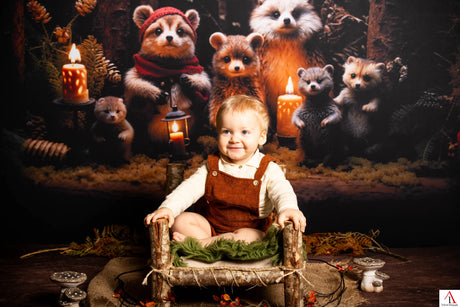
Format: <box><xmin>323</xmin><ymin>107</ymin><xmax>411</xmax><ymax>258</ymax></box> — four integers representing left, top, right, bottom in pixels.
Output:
<box><xmin>161</xmin><ymin>92</ymin><xmax>191</xmax><ymax>159</ymax></box>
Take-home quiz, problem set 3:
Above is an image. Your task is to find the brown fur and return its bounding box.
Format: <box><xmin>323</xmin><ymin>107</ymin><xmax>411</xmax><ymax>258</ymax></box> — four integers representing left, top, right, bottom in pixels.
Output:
<box><xmin>91</xmin><ymin>96</ymin><xmax>134</xmax><ymax>162</ymax></box>
<box><xmin>334</xmin><ymin>56</ymin><xmax>387</xmax><ymax>158</ymax></box>
<box><xmin>250</xmin><ymin>0</ymin><xmax>325</xmax><ymax>131</ymax></box>
<box><xmin>208</xmin><ymin>32</ymin><xmax>264</xmax><ymax>127</ymax></box>
<box><xmin>124</xmin><ymin>5</ymin><xmax>211</xmax><ymax>153</ymax></box>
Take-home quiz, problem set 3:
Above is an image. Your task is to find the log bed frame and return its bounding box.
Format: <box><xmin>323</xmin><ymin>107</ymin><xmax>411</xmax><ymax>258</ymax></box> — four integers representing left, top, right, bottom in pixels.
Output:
<box><xmin>148</xmin><ymin>218</ymin><xmax>305</xmax><ymax>306</ymax></box>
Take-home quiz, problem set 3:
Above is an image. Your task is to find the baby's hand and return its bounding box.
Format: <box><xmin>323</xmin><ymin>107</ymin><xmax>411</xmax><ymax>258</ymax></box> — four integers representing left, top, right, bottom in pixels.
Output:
<box><xmin>144</xmin><ymin>207</ymin><xmax>175</xmax><ymax>228</ymax></box>
<box><xmin>277</xmin><ymin>208</ymin><xmax>307</xmax><ymax>233</ymax></box>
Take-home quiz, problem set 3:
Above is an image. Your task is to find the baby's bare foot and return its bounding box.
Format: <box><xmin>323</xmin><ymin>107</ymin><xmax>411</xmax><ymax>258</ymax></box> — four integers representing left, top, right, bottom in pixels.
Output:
<box><xmin>172</xmin><ymin>232</ymin><xmax>187</xmax><ymax>242</ymax></box>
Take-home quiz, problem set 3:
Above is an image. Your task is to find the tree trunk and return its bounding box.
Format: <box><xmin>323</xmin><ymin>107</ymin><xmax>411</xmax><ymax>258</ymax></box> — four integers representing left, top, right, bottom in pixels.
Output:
<box><xmin>366</xmin><ymin>0</ymin><xmax>405</xmax><ymax>63</ymax></box>
<box><xmin>3</xmin><ymin>0</ymin><xmax>25</xmax><ymax>128</ymax></box>
<box><xmin>93</xmin><ymin>0</ymin><xmax>132</xmax><ymax>72</ymax></box>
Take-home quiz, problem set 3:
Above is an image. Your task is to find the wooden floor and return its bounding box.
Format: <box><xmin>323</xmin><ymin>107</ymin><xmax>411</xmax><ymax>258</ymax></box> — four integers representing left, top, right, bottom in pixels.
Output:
<box><xmin>2</xmin><ymin>244</ymin><xmax>459</xmax><ymax>306</ymax></box>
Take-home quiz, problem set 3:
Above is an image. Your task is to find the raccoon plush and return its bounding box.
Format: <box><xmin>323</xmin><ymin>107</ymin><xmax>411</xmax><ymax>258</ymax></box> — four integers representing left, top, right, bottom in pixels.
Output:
<box><xmin>208</xmin><ymin>32</ymin><xmax>264</xmax><ymax>127</ymax></box>
<box><xmin>293</xmin><ymin>65</ymin><xmax>342</xmax><ymax>166</ymax></box>
<box><xmin>91</xmin><ymin>96</ymin><xmax>134</xmax><ymax>163</ymax></box>
<box><xmin>334</xmin><ymin>56</ymin><xmax>387</xmax><ymax>158</ymax></box>
<box><xmin>250</xmin><ymin>0</ymin><xmax>325</xmax><ymax>131</ymax></box>
<box><xmin>124</xmin><ymin>6</ymin><xmax>211</xmax><ymax>153</ymax></box>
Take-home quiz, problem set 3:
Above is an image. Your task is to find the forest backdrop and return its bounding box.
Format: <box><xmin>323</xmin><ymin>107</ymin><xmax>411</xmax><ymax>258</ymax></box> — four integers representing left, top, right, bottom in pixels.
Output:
<box><xmin>2</xmin><ymin>0</ymin><xmax>459</xmax><ymax>161</ymax></box>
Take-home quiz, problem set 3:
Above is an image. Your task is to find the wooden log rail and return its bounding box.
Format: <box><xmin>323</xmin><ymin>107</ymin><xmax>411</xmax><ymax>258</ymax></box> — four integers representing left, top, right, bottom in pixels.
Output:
<box><xmin>149</xmin><ymin>218</ymin><xmax>305</xmax><ymax>306</ymax></box>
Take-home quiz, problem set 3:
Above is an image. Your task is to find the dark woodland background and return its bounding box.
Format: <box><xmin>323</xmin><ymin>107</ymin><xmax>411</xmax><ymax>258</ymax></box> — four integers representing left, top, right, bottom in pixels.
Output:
<box><xmin>2</xmin><ymin>0</ymin><xmax>460</xmax><ymax>161</ymax></box>
<box><xmin>1</xmin><ymin>0</ymin><xmax>459</xmax><ymax>246</ymax></box>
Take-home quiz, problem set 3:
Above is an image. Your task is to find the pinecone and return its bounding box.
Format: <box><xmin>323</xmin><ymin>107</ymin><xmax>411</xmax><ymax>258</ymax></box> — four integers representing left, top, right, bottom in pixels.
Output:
<box><xmin>25</xmin><ymin>114</ymin><xmax>48</xmax><ymax>140</ymax></box>
<box><xmin>22</xmin><ymin>138</ymin><xmax>71</xmax><ymax>164</ymax></box>
<box><xmin>26</xmin><ymin>0</ymin><xmax>51</xmax><ymax>24</ymax></box>
<box><xmin>106</xmin><ymin>61</ymin><xmax>122</xmax><ymax>83</ymax></box>
<box><xmin>75</xmin><ymin>0</ymin><xmax>97</xmax><ymax>17</ymax></box>
<box><xmin>54</xmin><ymin>26</ymin><xmax>71</xmax><ymax>44</ymax></box>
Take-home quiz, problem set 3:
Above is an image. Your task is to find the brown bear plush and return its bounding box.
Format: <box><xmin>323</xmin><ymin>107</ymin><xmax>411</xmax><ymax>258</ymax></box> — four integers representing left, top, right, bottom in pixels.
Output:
<box><xmin>124</xmin><ymin>5</ymin><xmax>211</xmax><ymax>154</ymax></box>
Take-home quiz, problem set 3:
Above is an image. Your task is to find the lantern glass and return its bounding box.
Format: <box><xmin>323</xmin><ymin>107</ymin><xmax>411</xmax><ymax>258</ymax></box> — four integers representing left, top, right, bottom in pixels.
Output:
<box><xmin>166</xmin><ymin>118</ymin><xmax>189</xmax><ymax>143</ymax></box>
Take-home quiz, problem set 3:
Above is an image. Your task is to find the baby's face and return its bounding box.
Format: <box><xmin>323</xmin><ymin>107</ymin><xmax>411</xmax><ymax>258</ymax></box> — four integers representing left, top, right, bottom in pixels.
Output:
<box><xmin>217</xmin><ymin>110</ymin><xmax>266</xmax><ymax>165</ymax></box>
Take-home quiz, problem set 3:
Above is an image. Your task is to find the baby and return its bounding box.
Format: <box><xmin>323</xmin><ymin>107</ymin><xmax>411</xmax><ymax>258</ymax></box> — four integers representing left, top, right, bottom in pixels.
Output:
<box><xmin>144</xmin><ymin>95</ymin><xmax>306</xmax><ymax>246</ymax></box>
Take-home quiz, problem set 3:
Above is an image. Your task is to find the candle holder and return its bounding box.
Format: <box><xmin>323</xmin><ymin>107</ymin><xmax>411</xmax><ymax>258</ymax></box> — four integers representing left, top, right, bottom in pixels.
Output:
<box><xmin>161</xmin><ymin>92</ymin><xmax>191</xmax><ymax>160</ymax></box>
<box><xmin>50</xmin><ymin>97</ymin><xmax>96</xmax><ymax>150</ymax></box>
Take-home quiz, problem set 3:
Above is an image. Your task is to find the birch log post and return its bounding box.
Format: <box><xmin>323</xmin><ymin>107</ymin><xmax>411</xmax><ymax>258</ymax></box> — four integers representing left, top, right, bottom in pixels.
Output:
<box><xmin>165</xmin><ymin>163</ymin><xmax>185</xmax><ymax>194</ymax></box>
<box><xmin>283</xmin><ymin>221</ymin><xmax>304</xmax><ymax>307</ymax></box>
<box><xmin>149</xmin><ymin>218</ymin><xmax>171</xmax><ymax>302</ymax></box>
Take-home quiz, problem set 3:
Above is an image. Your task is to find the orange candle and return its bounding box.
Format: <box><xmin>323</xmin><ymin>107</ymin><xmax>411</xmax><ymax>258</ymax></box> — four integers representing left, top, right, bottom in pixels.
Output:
<box><xmin>62</xmin><ymin>44</ymin><xmax>89</xmax><ymax>104</ymax></box>
<box><xmin>277</xmin><ymin>77</ymin><xmax>302</xmax><ymax>137</ymax></box>
<box><xmin>170</xmin><ymin>121</ymin><xmax>186</xmax><ymax>156</ymax></box>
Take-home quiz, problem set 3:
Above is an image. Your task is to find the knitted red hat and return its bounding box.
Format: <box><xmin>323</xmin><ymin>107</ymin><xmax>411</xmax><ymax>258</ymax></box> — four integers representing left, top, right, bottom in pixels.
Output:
<box><xmin>139</xmin><ymin>7</ymin><xmax>197</xmax><ymax>43</ymax></box>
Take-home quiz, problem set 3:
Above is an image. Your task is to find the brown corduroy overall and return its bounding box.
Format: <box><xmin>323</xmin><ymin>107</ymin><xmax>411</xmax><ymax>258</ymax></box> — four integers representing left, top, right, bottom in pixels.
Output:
<box><xmin>196</xmin><ymin>153</ymin><xmax>276</xmax><ymax>236</ymax></box>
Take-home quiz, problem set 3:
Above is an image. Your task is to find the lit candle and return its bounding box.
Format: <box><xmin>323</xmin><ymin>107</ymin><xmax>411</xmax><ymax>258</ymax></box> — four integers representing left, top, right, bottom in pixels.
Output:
<box><xmin>169</xmin><ymin>121</ymin><xmax>186</xmax><ymax>156</ymax></box>
<box><xmin>62</xmin><ymin>44</ymin><xmax>89</xmax><ymax>104</ymax></box>
<box><xmin>277</xmin><ymin>76</ymin><xmax>302</xmax><ymax>137</ymax></box>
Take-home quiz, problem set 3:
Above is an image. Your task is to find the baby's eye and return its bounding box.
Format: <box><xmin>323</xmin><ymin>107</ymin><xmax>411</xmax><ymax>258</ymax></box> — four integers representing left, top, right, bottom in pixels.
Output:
<box><xmin>155</xmin><ymin>28</ymin><xmax>163</xmax><ymax>36</ymax></box>
<box><xmin>224</xmin><ymin>56</ymin><xmax>231</xmax><ymax>63</ymax></box>
<box><xmin>241</xmin><ymin>130</ymin><xmax>249</xmax><ymax>135</ymax></box>
<box><xmin>222</xmin><ymin>129</ymin><xmax>231</xmax><ymax>135</ymax></box>
<box><xmin>272</xmin><ymin>10</ymin><xmax>280</xmax><ymax>19</ymax></box>
<box><xmin>363</xmin><ymin>74</ymin><xmax>371</xmax><ymax>82</ymax></box>
<box><xmin>177</xmin><ymin>28</ymin><xmax>184</xmax><ymax>37</ymax></box>
<box><xmin>350</xmin><ymin>73</ymin><xmax>356</xmax><ymax>79</ymax></box>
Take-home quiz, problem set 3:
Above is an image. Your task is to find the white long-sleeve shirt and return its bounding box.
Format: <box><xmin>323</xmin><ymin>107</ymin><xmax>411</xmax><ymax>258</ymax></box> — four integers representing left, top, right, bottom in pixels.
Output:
<box><xmin>159</xmin><ymin>150</ymin><xmax>299</xmax><ymax>218</ymax></box>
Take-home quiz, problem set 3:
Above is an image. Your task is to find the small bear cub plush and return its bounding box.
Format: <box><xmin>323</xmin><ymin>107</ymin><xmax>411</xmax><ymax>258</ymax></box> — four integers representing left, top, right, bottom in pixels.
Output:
<box><xmin>208</xmin><ymin>32</ymin><xmax>264</xmax><ymax>127</ymax></box>
<box><xmin>334</xmin><ymin>56</ymin><xmax>386</xmax><ymax>158</ymax></box>
<box><xmin>293</xmin><ymin>65</ymin><xmax>342</xmax><ymax>167</ymax></box>
<box><xmin>124</xmin><ymin>5</ymin><xmax>211</xmax><ymax>153</ymax></box>
<box><xmin>91</xmin><ymin>96</ymin><xmax>134</xmax><ymax>163</ymax></box>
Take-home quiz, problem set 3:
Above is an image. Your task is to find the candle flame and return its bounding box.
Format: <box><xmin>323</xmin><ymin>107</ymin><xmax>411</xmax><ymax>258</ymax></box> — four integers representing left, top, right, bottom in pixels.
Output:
<box><xmin>69</xmin><ymin>43</ymin><xmax>81</xmax><ymax>64</ymax></box>
<box><xmin>286</xmin><ymin>76</ymin><xmax>294</xmax><ymax>94</ymax></box>
<box><xmin>172</xmin><ymin>121</ymin><xmax>179</xmax><ymax>133</ymax></box>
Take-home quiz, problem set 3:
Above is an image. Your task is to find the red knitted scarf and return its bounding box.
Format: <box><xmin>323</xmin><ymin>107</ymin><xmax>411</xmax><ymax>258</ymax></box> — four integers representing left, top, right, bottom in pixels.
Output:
<box><xmin>133</xmin><ymin>54</ymin><xmax>209</xmax><ymax>102</ymax></box>
<box><xmin>133</xmin><ymin>54</ymin><xmax>204</xmax><ymax>79</ymax></box>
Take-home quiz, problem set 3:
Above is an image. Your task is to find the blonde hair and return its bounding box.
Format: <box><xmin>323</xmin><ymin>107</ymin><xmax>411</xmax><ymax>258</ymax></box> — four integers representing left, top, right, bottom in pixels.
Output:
<box><xmin>216</xmin><ymin>95</ymin><xmax>269</xmax><ymax>132</ymax></box>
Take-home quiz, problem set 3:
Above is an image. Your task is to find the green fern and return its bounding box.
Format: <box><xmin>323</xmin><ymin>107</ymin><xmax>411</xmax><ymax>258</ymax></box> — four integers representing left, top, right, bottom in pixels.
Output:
<box><xmin>78</xmin><ymin>35</ymin><xmax>121</xmax><ymax>97</ymax></box>
<box><xmin>390</xmin><ymin>90</ymin><xmax>457</xmax><ymax>161</ymax></box>
<box><xmin>78</xmin><ymin>35</ymin><xmax>106</xmax><ymax>97</ymax></box>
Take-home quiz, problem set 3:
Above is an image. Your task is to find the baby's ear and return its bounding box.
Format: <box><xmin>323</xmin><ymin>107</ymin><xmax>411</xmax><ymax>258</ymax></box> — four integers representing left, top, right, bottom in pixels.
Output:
<box><xmin>297</xmin><ymin>67</ymin><xmax>307</xmax><ymax>78</ymax></box>
<box><xmin>323</xmin><ymin>64</ymin><xmax>334</xmax><ymax>76</ymax></box>
<box><xmin>185</xmin><ymin>9</ymin><xmax>200</xmax><ymax>30</ymax></box>
<box><xmin>247</xmin><ymin>32</ymin><xmax>264</xmax><ymax>50</ymax></box>
<box><xmin>133</xmin><ymin>5</ymin><xmax>153</xmax><ymax>28</ymax></box>
<box><xmin>209</xmin><ymin>32</ymin><xmax>227</xmax><ymax>50</ymax></box>
<box><xmin>258</xmin><ymin>130</ymin><xmax>267</xmax><ymax>146</ymax></box>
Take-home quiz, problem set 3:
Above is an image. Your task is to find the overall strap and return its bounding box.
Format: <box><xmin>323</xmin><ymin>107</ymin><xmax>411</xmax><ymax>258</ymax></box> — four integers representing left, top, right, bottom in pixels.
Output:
<box><xmin>206</xmin><ymin>152</ymin><xmax>220</xmax><ymax>172</ymax></box>
<box><xmin>254</xmin><ymin>154</ymin><xmax>277</xmax><ymax>181</ymax></box>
